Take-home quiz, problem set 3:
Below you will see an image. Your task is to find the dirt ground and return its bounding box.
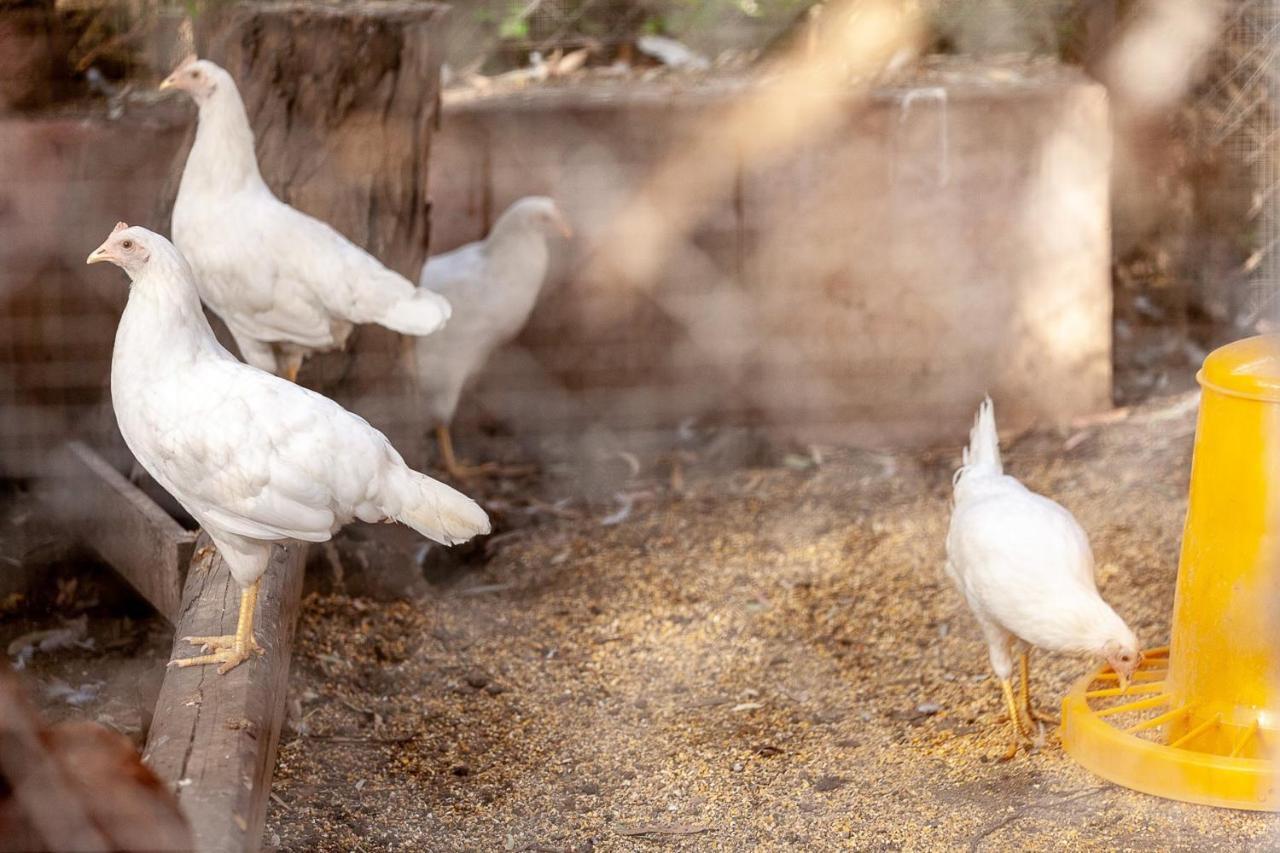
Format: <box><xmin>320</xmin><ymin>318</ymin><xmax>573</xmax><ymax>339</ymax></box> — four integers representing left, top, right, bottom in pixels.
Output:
<box><xmin>5</xmin><ymin>390</ymin><xmax>1278</xmax><ymax>851</ymax></box>
<box><xmin>268</xmin><ymin>391</ymin><xmax>1273</xmax><ymax>851</ymax></box>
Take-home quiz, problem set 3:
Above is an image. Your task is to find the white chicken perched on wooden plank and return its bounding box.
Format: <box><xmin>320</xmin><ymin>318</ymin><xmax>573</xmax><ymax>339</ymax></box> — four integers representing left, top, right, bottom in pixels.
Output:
<box><xmin>414</xmin><ymin>197</ymin><xmax>571</xmax><ymax>478</ymax></box>
<box><xmin>163</xmin><ymin>57</ymin><xmax>451</xmax><ymax>381</ymax></box>
<box><xmin>945</xmin><ymin>397</ymin><xmax>1141</xmax><ymax>759</ymax></box>
<box><xmin>88</xmin><ymin>223</ymin><xmax>489</xmax><ymax>673</ymax></box>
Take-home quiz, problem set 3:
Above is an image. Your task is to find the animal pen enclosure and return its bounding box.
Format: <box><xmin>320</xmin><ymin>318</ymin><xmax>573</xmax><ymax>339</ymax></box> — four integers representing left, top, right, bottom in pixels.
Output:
<box><xmin>1</xmin><ymin>0</ymin><xmax>1279</xmax><ymax>850</ymax></box>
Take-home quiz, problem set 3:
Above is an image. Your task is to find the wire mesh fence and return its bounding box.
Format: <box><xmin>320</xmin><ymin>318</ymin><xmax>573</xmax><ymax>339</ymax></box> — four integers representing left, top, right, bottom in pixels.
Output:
<box><xmin>5</xmin><ymin>3</ymin><xmax>1280</xmax><ymax>849</ymax></box>
<box><xmin>0</xmin><ymin>0</ymin><xmax>1271</xmax><ymax>477</ymax></box>
<box><xmin>1198</xmin><ymin>0</ymin><xmax>1280</xmax><ymax>328</ymax></box>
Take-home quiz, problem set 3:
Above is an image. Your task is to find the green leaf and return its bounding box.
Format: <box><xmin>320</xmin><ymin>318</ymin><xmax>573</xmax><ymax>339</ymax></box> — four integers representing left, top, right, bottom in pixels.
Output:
<box><xmin>499</xmin><ymin>15</ymin><xmax>529</xmax><ymax>39</ymax></box>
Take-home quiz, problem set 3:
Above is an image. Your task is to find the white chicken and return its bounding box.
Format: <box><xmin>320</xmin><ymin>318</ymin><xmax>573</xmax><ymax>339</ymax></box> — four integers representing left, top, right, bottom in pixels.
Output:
<box><xmin>945</xmin><ymin>397</ymin><xmax>1141</xmax><ymax>758</ymax></box>
<box><xmin>414</xmin><ymin>197</ymin><xmax>571</xmax><ymax>478</ymax></box>
<box><xmin>88</xmin><ymin>223</ymin><xmax>490</xmax><ymax>673</ymax></box>
<box><xmin>162</xmin><ymin>57</ymin><xmax>451</xmax><ymax>381</ymax></box>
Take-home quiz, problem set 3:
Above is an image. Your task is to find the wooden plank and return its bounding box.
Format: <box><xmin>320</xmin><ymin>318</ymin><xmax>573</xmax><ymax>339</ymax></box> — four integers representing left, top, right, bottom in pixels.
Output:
<box><xmin>36</xmin><ymin>441</ymin><xmax>197</xmax><ymax>624</ymax></box>
<box><xmin>143</xmin><ymin>534</ymin><xmax>308</xmax><ymax>853</ymax></box>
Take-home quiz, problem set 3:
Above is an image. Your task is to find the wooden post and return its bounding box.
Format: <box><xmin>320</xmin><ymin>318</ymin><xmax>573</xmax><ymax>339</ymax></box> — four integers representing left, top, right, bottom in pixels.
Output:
<box><xmin>143</xmin><ymin>534</ymin><xmax>308</xmax><ymax>853</ymax></box>
<box><xmin>36</xmin><ymin>441</ymin><xmax>197</xmax><ymax>624</ymax></box>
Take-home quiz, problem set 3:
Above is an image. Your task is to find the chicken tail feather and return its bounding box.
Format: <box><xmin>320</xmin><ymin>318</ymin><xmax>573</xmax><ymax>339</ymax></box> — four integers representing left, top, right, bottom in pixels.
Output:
<box><xmin>377</xmin><ymin>289</ymin><xmax>452</xmax><ymax>337</ymax></box>
<box><xmin>957</xmin><ymin>395</ymin><xmax>1002</xmax><ymax>484</ymax></box>
<box><xmin>392</xmin><ymin>469</ymin><xmax>490</xmax><ymax>545</ymax></box>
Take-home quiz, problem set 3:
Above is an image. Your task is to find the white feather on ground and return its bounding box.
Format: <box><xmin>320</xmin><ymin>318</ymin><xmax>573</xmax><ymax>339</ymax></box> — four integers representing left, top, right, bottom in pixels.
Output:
<box><xmin>94</xmin><ymin>224</ymin><xmax>489</xmax><ymax>592</ymax></box>
<box><xmin>413</xmin><ymin>197</ymin><xmax>570</xmax><ymax>426</ymax></box>
<box><xmin>165</xmin><ymin>57</ymin><xmax>451</xmax><ymax>377</ymax></box>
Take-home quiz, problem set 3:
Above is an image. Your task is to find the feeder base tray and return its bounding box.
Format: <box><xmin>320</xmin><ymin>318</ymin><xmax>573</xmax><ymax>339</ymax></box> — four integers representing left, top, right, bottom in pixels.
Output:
<box><xmin>1061</xmin><ymin>648</ymin><xmax>1279</xmax><ymax>811</ymax></box>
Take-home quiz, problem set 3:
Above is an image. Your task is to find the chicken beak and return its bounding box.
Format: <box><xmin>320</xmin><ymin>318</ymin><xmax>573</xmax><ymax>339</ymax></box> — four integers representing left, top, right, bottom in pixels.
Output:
<box><xmin>555</xmin><ymin>215</ymin><xmax>574</xmax><ymax>239</ymax></box>
<box><xmin>159</xmin><ymin>74</ymin><xmax>178</xmax><ymax>92</ymax></box>
<box><xmin>86</xmin><ymin>244</ymin><xmax>111</xmax><ymax>265</ymax></box>
<box><xmin>1117</xmin><ymin>670</ymin><xmax>1131</xmax><ymax>694</ymax></box>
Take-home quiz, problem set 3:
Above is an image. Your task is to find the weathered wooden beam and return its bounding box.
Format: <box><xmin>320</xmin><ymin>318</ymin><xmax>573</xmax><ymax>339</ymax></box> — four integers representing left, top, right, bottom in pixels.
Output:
<box><xmin>143</xmin><ymin>534</ymin><xmax>308</xmax><ymax>853</ymax></box>
<box><xmin>36</xmin><ymin>441</ymin><xmax>197</xmax><ymax>624</ymax></box>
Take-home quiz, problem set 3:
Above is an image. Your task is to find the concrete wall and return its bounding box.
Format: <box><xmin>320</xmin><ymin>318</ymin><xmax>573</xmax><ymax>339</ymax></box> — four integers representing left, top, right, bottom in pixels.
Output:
<box><xmin>430</xmin><ymin>63</ymin><xmax>1112</xmax><ymax>449</ymax></box>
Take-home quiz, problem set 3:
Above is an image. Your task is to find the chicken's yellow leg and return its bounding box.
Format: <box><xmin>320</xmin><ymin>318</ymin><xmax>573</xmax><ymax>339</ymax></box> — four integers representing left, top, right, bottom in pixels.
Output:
<box><xmin>1020</xmin><ymin>651</ymin><xmax>1060</xmax><ymax>726</ymax></box>
<box><xmin>435</xmin><ymin>424</ymin><xmax>534</xmax><ymax>480</ymax></box>
<box><xmin>436</xmin><ymin>424</ymin><xmax>494</xmax><ymax>479</ymax></box>
<box><xmin>1000</xmin><ymin>678</ymin><xmax>1033</xmax><ymax>760</ymax></box>
<box><xmin>283</xmin><ymin>361</ymin><xmax>301</xmax><ymax>384</ymax></box>
<box><xmin>169</xmin><ymin>578</ymin><xmax>264</xmax><ymax>674</ymax></box>
<box><xmin>436</xmin><ymin>424</ymin><xmax>461</xmax><ymax>477</ymax></box>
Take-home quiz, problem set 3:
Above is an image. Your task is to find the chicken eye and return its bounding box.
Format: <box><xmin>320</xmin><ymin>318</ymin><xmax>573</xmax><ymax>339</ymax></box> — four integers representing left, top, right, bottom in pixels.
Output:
<box><xmin>189</xmin><ymin>69</ymin><xmax>201</xmax><ymax>79</ymax></box>
<box><xmin>121</xmin><ymin>239</ymin><xmax>134</xmax><ymax>250</ymax></box>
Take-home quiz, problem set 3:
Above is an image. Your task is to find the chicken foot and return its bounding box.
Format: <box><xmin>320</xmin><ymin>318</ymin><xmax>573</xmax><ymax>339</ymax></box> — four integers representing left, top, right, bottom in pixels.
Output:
<box><xmin>436</xmin><ymin>424</ymin><xmax>535</xmax><ymax>480</ymax></box>
<box><xmin>169</xmin><ymin>578</ymin><xmax>263</xmax><ymax>674</ymax></box>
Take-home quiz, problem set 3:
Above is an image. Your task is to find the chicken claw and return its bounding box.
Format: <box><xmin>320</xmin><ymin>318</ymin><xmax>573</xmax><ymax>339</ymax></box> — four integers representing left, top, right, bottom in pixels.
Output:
<box><xmin>435</xmin><ymin>424</ymin><xmax>534</xmax><ymax>480</ymax></box>
<box><xmin>168</xmin><ymin>646</ymin><xmax>257</xmax><ymax>675</ymax></box>
<box><xmin>167</xmin><ymin>579</ymin><xmax>263</xmax><ymax>675</ymax></box>
<box><xmin>179</xmin><ymin>633</ymin><xmax>263</xmax><ymax>655</ymax></box>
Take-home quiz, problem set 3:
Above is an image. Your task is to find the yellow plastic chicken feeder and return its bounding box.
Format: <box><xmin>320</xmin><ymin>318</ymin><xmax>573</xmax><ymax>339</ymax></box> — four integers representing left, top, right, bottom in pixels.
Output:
<box><xmin>1062</xmin><ymin>334</ymin><xmax>1280</xmax><ymax>810</ymax></box>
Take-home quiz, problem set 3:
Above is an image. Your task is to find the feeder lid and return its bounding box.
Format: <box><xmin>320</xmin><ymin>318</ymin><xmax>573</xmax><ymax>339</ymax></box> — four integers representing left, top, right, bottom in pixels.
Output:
<box><xmin>1198</xmin><ymin>335</ymin><xmax>1280</xmax><ymax>402</ymax></box>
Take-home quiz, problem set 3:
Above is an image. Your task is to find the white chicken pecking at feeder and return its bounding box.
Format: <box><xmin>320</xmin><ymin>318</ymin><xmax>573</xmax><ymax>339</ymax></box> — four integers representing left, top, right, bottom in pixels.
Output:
<box><xmin>944</xmin><ymin>397</ymin><xmax>1142</xmax><ymax>759</ymax></box>
<box><xmin>88</xmin><ymin>223</ymin><xmax>489</xmax><ymax>673</ymax></box>
<box><xmin>413</xmin><ymin>196</ymin><xmax>572</xmax><ymax>479</ymax></box>
<box><xmin>162</xmin><ymin>57</ymin><xmax>451</xmax><ymax>381</ymax></box>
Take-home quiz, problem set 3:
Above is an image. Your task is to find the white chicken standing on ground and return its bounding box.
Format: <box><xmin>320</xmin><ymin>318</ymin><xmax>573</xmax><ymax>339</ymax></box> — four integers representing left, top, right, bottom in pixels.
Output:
<box><xmin>88</xmin><ymin>223</ymin><xmax>490</xmax><ymax>673</ymax></box>
<box><xmin>414</xmin><ymin>197</ymin><xmax>572</xmax><ymax>478</ymax></box>
<box><xmin>162</xmin><ymin>57</ymin><xmax>451</xmax><ymax>381</ymax></box>
<box><xmin>944</xmin><ymin>397</ymin><xmax>1142</xmax><ymax>759</ymax></box>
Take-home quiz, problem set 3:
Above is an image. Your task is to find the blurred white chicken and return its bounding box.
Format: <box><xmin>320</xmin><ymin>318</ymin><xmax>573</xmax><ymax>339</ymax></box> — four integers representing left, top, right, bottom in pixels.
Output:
<box><xmin>414</xmin><ymin>197</ymin><xmax>571</xmax><ymax>478</ymax></box>
<box><xmin>163</xmin><ymin>57</ymin><xmax>451</xmax><ymax>381</ymax></box>
<box><xmin>88</xmin><ymin>223</ymin><xmax>489</xmax><ymax>673</ymax></box>
<box><xmin>945</xmin><ymin>397</ymin><xmax>1141</xmax><ymax>759</ymax></box>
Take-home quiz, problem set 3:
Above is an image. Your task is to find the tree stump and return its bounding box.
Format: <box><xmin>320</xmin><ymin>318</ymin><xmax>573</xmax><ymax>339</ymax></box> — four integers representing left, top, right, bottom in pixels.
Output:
<box><xmin>174</xmin><ymin>1</ymin><xmax>449</xmax><ymax>466</ymax></box>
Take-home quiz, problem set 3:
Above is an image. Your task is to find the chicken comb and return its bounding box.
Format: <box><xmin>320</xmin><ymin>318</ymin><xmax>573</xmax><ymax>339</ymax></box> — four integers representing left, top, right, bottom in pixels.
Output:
<box><xmin>112</xmin><ymin>221</ymin><xmax>129</xmax><ymax>233</ymax></box>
